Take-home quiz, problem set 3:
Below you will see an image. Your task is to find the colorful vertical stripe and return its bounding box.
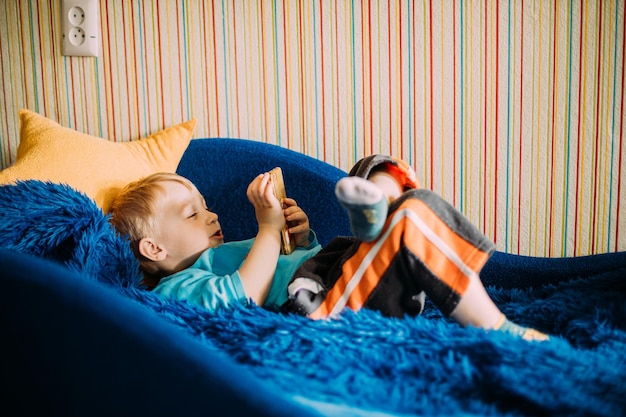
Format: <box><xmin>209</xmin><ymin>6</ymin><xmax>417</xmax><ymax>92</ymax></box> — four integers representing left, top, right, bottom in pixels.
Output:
<box><xmin>0</xmin><ymin>0</ymin><xmax>624</xmax><ymax>258</ymax></box>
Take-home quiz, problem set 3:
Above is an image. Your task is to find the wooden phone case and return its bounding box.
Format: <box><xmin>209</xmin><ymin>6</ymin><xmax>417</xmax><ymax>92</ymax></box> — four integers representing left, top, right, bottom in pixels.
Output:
<box><xmin>269</xmin><ymin>167</ymin><xmax>296</xmax><ymax>255</ymax></box>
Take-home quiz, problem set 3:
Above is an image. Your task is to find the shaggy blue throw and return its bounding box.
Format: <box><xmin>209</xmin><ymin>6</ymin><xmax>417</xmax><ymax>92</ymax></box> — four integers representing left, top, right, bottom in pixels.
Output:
<box><xmin>1</xmin><ymin>180</ymin><xmax>625</xmax><ymax>417</ymax></box>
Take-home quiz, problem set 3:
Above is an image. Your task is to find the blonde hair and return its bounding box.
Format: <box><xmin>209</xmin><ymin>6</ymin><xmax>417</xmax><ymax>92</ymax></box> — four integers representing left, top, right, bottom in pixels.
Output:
<box><xmin>110</xmin><ymin>172</ymin><xmax>196</xmax><ymax>282</ymax></box>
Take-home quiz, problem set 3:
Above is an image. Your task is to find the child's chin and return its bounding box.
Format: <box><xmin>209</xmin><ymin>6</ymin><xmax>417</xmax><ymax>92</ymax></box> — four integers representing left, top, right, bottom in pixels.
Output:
<box><xmin>209</xmin><ymin>237</ymin><xmax>224</xmax><ymax>247</ymax></box>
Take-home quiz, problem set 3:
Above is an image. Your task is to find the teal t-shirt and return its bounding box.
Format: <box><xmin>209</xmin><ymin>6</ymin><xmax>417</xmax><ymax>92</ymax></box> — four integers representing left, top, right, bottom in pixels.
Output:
<box><xmin>153</xmin><ymin>232</ymin><xmax>321</xmax><ymax>312</ymax></box>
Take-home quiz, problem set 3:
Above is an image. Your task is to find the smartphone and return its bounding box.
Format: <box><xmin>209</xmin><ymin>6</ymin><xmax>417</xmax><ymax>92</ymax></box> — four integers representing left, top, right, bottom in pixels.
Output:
<box><xmin>269</xmin><ymin>167</ymin><xmax>296</xmax><ymax>255</ymax></box>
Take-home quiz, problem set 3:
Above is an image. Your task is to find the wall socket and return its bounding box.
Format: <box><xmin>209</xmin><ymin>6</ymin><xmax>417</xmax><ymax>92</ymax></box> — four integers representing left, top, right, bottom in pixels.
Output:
<box><xmin>62</xmin><ymin>0</ymin><xmax>99</xmax><ymax>57</ymax></box>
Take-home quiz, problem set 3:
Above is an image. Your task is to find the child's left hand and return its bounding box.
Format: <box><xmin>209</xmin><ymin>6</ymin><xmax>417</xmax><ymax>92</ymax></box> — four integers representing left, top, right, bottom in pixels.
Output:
<box><xmin>282</xmin><ymin>198</ymin><xmax>311</xmax><ymax>247</ymax></box>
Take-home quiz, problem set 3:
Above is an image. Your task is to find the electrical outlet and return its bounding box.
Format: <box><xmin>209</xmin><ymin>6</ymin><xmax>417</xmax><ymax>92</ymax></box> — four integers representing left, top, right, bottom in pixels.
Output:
<box><xmin>62</xmin><ymin>0</ymin><xmax>99</xmax><ymax>57</ymax></box>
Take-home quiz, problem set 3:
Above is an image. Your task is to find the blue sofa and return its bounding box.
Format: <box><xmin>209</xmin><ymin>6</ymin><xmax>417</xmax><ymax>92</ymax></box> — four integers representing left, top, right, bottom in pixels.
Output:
<box><xmin>1</xmin><ymin>138</ymin><xmax>625</xmax><ymax>416</ymax></box>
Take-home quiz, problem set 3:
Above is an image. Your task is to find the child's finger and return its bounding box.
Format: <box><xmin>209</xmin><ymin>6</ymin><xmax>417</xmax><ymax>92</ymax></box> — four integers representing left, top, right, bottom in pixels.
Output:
<box><xmin>285</xmin><ymin>208</ymin><xmax>304</xmax><ymax>221</ymax></box>
<box><xmin>288</xmin><ymin>221</ymin><xmax>309</xmax><ymax>235</ymax></box>
<box><xmin>248</xmin><ymin>173</ymin><xmax>272</xmax><ymax>206</ymax></box>
<box><xmin>252</xmin><ymin>173</ymin><xmax>281</xmax><ymax>209</ymax></box>
<box><xmin>282</xmin><ymin>197</ymin><xmax>297</xmax><ymax>208</ymax></box>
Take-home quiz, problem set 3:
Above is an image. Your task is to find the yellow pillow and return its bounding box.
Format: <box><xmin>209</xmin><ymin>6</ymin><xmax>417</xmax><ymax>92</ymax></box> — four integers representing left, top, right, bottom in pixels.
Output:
<box><xmin>0</xmin><ymin>109</ymin><xmax>196</xmax><ymax>212</ymax></box>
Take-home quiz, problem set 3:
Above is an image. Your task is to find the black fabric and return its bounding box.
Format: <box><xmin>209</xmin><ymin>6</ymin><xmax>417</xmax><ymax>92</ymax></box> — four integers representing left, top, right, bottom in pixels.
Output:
<box><xmin>361</xmin><ymin>247</ymin><xmax>427</xmax><ymax>317</ymax></box>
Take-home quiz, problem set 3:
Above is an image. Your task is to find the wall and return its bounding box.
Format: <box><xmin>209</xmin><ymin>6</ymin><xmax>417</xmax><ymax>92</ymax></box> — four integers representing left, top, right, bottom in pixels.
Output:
<box><xmin>0</xmin><ymin>0</ymin><xmax>624</xmax><ymax>257</ymax></box>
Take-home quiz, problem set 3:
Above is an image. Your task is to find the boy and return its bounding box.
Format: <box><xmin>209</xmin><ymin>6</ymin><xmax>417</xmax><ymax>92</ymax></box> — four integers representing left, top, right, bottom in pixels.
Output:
<box><xmin>110</xmin><ymin>155</ymin><xmax>548</xmax><ymax>341</ymax></box>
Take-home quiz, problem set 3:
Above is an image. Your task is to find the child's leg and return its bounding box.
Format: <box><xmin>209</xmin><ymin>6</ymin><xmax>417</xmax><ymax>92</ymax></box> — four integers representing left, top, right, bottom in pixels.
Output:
<box><xmin>322</xmin><ymin>183</ymin><xmax>549</xmax><ymax>341</ymax></box>
<box><xmin>337</xmin><ymin>155</ymin><xmax>420</xmax><ymax>241</ymax></box>
<box><xmin>449</xmin><ymin>271</ymin><xmax>548</xmax><ymax>340</ymax></box>
<box><xmin>335</xmin><ymin>177</ymin><xmax>389</xmax><ymax>242</ymax></box>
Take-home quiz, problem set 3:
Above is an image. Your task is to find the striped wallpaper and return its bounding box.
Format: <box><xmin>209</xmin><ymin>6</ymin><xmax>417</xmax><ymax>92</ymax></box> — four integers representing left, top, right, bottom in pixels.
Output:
<box><xmin>0</xmin><ymin>0</ymin><xmax>624</xmax><ymax>257</ymax></box>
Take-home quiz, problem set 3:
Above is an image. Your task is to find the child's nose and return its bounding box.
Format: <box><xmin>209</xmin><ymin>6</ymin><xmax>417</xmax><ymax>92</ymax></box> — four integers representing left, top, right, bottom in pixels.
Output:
<box><xmin>206</xmin><ymin>212</ymin><xmax>218</xmax><ymax>224</ymax></box>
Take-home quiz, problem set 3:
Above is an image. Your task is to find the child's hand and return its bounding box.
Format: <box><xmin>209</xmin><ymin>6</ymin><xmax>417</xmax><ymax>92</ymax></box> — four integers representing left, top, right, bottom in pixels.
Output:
<box><xmin>247</xmin><ymin>173</ymin><xmax>286</xmax><ymax>232</ymax></box>
<box><xmin>282</xmin><ymin>197</ymin><xmax>311</xmax><ymax>247</ymax></box>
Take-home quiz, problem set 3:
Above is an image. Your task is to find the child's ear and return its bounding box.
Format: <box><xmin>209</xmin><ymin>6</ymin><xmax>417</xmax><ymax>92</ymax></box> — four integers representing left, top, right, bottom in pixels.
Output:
<box><xmin>138</xmin><ymin>238</ymin><xmax>166</xmax><ymax>262</ymax></box>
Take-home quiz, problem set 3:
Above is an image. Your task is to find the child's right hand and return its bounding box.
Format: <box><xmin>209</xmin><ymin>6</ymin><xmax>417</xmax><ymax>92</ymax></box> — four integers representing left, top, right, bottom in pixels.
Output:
<box><xmin>246</xmin><ymin>173</ymin><xmax>286</xmax><ymax>232</ymax></box>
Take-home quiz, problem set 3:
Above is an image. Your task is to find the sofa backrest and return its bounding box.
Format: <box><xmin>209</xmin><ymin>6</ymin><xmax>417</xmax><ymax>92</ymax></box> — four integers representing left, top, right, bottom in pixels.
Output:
<box><xmin>177</xmin><ymin>138</ymin><xmax>351</xmax><ymax>246</ymax></box>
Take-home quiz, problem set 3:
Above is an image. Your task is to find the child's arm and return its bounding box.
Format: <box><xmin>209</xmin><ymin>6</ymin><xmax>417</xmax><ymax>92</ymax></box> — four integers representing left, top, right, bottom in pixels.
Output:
<box><xmin>237</xmin><ymin>172</ymin><xmax>285</xmax><ymax>305</ymax></box>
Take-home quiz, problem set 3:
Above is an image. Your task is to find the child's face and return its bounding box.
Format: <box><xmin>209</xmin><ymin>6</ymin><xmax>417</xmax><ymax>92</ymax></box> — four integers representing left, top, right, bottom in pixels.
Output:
<box><xmin>155</xmin><ymin>180</ymin><xmax>224</xmax><ymax>272</ymax></box>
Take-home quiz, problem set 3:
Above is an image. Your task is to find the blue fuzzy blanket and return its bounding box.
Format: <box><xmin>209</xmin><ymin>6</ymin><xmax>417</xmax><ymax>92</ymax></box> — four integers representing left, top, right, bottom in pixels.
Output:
<box><xmin>1</xmin><ymin>180</ymin><xmax>625</xmax><ymax>417</ymax></box>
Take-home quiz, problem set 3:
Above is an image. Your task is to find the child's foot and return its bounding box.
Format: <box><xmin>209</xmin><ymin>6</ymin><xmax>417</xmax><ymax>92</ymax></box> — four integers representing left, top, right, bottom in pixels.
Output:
<box><xmin>335</xmin><ymin>176</ymin><xmax>388</xmax><ymax>242</ymax></box>
<box><xmin>493</xmin><ymin>314</ymin><xmax>550</xmax><ymax>342</ymax></box>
